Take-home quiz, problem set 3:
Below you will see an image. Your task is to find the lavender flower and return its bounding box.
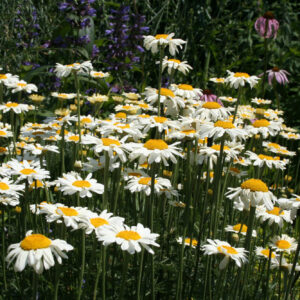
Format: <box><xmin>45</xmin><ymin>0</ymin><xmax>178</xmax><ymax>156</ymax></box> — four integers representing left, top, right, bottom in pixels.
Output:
<box><xmin>254</xmin><ymin>11</ymin><xmax>279</xmax><ymax>39</ymax></box>
<box><xmin>200</xmin><ymin>89</ymin><xmax>223</xmax><ymax>105</ymax></box>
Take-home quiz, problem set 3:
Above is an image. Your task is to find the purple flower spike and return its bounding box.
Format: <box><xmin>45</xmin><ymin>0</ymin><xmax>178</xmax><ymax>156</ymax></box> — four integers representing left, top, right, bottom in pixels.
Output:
<box><xmin>266</xmin><ymin>67</ymin><xmax>290</xmax><ymax>85</ymax></box>
<box><xmin>254</xmin><ymin>11</ymin><xmax>279</xmax><ymax>39</ymax></box>
<box><xmin>200</xmin><ymin>89</ymin><xmax>223</xmax><ymax>106</ymax></box>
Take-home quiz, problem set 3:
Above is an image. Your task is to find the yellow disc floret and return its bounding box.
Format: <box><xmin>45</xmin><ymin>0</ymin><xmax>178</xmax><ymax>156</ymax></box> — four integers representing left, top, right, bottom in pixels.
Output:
<box><xmin>202</xmin><ymin>102</ymin><xmax>221</xmax><ymax>109</ymax></box>
<box><xmin>234</xmin><ymin>72</ymin><xmax>250</xmax><ymax>78</ymax></box>
<box><xmin>116</xmin><ymin>230</ymin><xmax>141</xmax><ymax>240</ymax></box>
<box><xmin>252</xmin><ymin>119</ymin><xmax>270</xmax><ymax>128</ymax></box>
<box><xmin>20</xmin><ymin>234</ymin><xmax>51</xmax><ymax>250</ymax></box>
<box><xmin>214</xmin><ymin>121</ymin><xmax>235</xmax><ymax>129</ymax></box>
<box><xmin>72</xmin><ymin>180</ymin><xmax>91</xmax><ymax>188</ymax></box>
<box><xmin>241</xmin><ymin>179</ymin><xmax>268</xmax><ymax>192</ymax></box>
<box><xmin>143</xmin><ymin>139</ymin><xmax>168</xmax><ymax>150</ymax></box>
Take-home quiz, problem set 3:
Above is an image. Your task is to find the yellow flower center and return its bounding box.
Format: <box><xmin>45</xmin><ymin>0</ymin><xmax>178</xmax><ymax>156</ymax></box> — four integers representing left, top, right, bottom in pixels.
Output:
<box><xmin>276</xmin><ymin>240</ymin><xmax>291</xmax><ymax>250</ymax></box>
<box><xmin>260</xmin><ymin>249</ymin><xmax>276</xmax><ymax>259</ymax></box>
<box><xmin>30</xmin><ymin>180</ymin><xmax>44</xmax><ymax>188</ymax></box>
<box><xmin>69</xmin><ymin>135</ymin><xmax>79</xmax><ymax>142</ymax></box>
<box><xmin>81</xmin><ymin>117</ymin><xmax>92</xmax><ymax>123</ymax></box>
<box><xmin>180</xmin><ymin>129</ymin><xmax>196</xmax><ymax>135</ymax></box>
<box><xmin>143</xmin><ymin>139</ymin><xmax>168</xmax><ymax>150</ymax></box>
<box><xmin>267</xmin><ymin>207</ymin><xmax>284</xmax><ymax>216</ymax></box>
<box><xmin>168</xmin><ymin>59</ymin><xmax>181</xmax><ymax>64</ymax></box>
<box><xmin>0</xmin><ymin>130</ymin><xmax>7</xmax><ymax>136</ymax></box>
<box><xmin>93</xmin><ymin>72</ymin><xmax>105</xmax><ymax>77</ymax></box>
<box><xmin>234</xmin><ymin>72</ymin><xmax>250</xmax><ymax>78</ymax></box>
<box><xmin>115</xmin><ymin>112</ymin><xmax>126</xmax><ymax>118</ymax></box>
<box><xmin>138</xmin><ymin>114</ymin><xmax>150</xmax><ymax>118</ymax></box>
<box><xmin>0</xmin><ymin>147</ymin><xmax>7</xmax><ymax>153</ymax></box>
<box><xmin>122</xmin><ymin>105</ymin><xmax>132</xmax><ymax>110</ymax></box>
<box><xmin>230</xmin><ymin>167</ymin><xmax>240</xmax><ymax>174</ymax></box>
<box><xmin>90</xmin><ymin>217</ymin><xmax>109</xmax><ymax>228</ymax></box>
<box><xmin>215</xmin><ymin>78</ymin><xmax>224</xmax><ymax>82</ymax></box>
<box><xmin>17</xmin><ymin>83</ymin><xmax>27</xmax><ymax>87</ymax></box>
<box><xmin>20</xmin><ymin>234</ymin><xmax>51</xmax><ymax>250</ymax></box>
<box><xmin>155</xmin><ymin>34</ymin><xmax>169</xmax><ymax>39</ymax></box>
<box><xmin>117</xmin><ymin>124</ymin><xmax>130</xmax><ymax>129</ymax></box>
<box><xmin>139</xmin><ymin>103</ymin><xmax>149</xmax><ymax>109</ymax></box>
<box><xmin>210</xmin><ymin>144</ymin><xmax>230</xmax><ymax>151</ymax></box>
<box><xmin>72</xmin><ymin>180</ymin><xmax>91</xmax><ymax>188</ymax></box>
<box><xmin>138</xmin><ymin>177</ymin><xmax>158</xmax><ymax>185</ymax></box>
<box><xmin>154</xmin><ymin>116</ymin><xmax>167</xmax><ymax>123</ymax></box>
<box><xmin>258</xmin><ymin>154</ymin><xmax>280</xmax><ymax>161</ymax></box>
<box><xmin>6</xmin><ymin>102</ymin><xmax>19</xmax><ymax>107</ymax></box>
<box><xmin>0</xmin><ymin>74</ymin><xmax>7</xmax><ymax>79</ymax></box>
<box><xmin>128</xmin><ymin>172</ymin><xmax>142</xmax><ymax>177</ymax></box>
<box><xmin>116</xmin><ymin>230</ymin><xmax>141</xmax><ymax>240</ymax></box>
<box><xmin>0</xmin><ymin>182</ymin><xmax>9</xmax><ymax>190</ymax></box>
<box><xmin>253</xmin><ymin>119</ymin><xmax>270</xmax><ymax>128</ymax></box>
<box><xmin>20</xmin><ymin>168</ymin><xmax>36</xmax><ymax>175</ymax></box>
<box><xmin>202</xmin><ymin>102</ymin><xmax>221</xmax><ymax>109</ymax></box>
<box><xmin>178</xmin><ymin>84</ymin><xmax>193</xmax><ymax>90</ymax></box>
<box><xmin>184</xmin><ymin>238</ymin><xmax>198</xmax><ymax>247</ymax></box>
<box><xmin>232</xmin><ymin>224</ymin><xmax>247</xmax><ymax>233</ymax></box>
<box><xmin>217</xmin><ymin>245</ymin><xmax>238</xmax><ymax>255</ymax></box>
<box><xmin>157</xmin><ymin>88</ymin><xmax>175</xmax><ymax>98</ymax></box>
<box><xmin>56</xmin><ymin>207</ymin><xmax>78</xmax><ymax>216</ymax></box>
<box><xmin>101</xmin><ymin>138</ymin><xmax>121</xmax><ymax>147</ymax></box>
<box><xmin>214</xmin><ymin>121</ymin><xmax>235</xmax><ymax>129</ymax></box>
<box><xmin>240</xmin><ymin>178</ymin><xmax>268</xmax><ymax>192</ymax></box>
<box><xmin>268</xmin><ymin>143</ymin><xmax>280</xmax><ymax>149</ymax></box>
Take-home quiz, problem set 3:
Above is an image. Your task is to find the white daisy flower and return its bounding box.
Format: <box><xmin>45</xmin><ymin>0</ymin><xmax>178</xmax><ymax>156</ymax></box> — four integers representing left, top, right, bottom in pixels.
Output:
<box><xmin>143</xmin><ymin>33</ymin><xmax>186</xmax><ymax>56</ymax></box>
<box><xmin>129</xmin><ymin>139</ymin><xmax>182</xmax><ymax>166</ymax></box>
<box><xmin>251</xmin><ymin>98</ymin><xmax>272</xmax><ymax>105</ymax></box>
<box><xmin>245</xmin><ymin>119</ymin><xmax>282</xmax><ymax>138</ymax></box>
<box><xmin>125</xmin><ymin>176</ymin><xmax>172</xmax><ymax>196</ymax></box>
<box><xmin>98</xmin><ymin>223</ymin><xmax>160</xmax><ymax>254</ymax></box>
<box><xmin>201</xmin><ymin>239</ymin><xmax>248</xmax><ymax>269</ymax></box>
<box><xmin>6</xmin><ymin>230</ymin><xmax>73</xmax><ymax>274</ymax></box>
<box><xmin>171</xmin><ymin>84</ymin><xmax>203</xmax><ymax>99</ymax></box>
<box><xmin>271</xmin><ymin>257</ymin><xmax>300</xmax><ymax>273</ymax></box>
<box><xmin>245</xmin><ymin>151</ymin><xmax>286</xmax><ymax>170</ymax></box>
<box><xmin>224</xmin><ymin>70</ymin><xmax>260</xmax><ymax>89</ymax></box>
<box><xmin>0</xmin><ymin>73</ymin><xmax>19</xmax><ymax>85</ymax></box>
<box><xmin>23</xmin><ymin>143</ymin><xmax>59</xmax><ymax>156</ymax></box>
<box><xmin>142</xmin><ymin>116</ymin><xmax>179</xmax><ymax>133</ymax></box>
<box><xmin>87</xmin><ymin>93</ymin><xmax>109</xmax><ymax>104</ymax></box>
<box><xmin>82</xmin><ymin>157</ymin><xmax>119</xmax><ymax>173</ymax></box>
<box><xmin>167</xmin><ymin>127</ymin><xmax>199</xmax><ymax>140</ymax></box>
<box><xmin>51</xmin><ymin>92</ymin><xmax>77</xmax><ymax>100</ymax></box>
<box><xmin>6</xmin><ymin>80</ymin><xmax>38</xmax><ymax>94</ymax></box>
<box><xmin>56</xmin><ymin>172</ymin><xmax>104</xmax><ymax>198</ymax></box>
<box><xmin>79</xmin><ymin>210</ymin><xmax>124</xmax><ymax>235</ymax></box>
<box><xmin>219</xmin><ymin>96</ymin><xmax>237</xmax><ymax>103</ymax></box>
<box><xmin>199</xmin><ymin>120</ymin><xmax>248</xmax><ymax>141</ymax></box>
<box><xmin>0</xmin><ymin>128</ymin><xmax>13</xmax><ymax>138</ymax></box>
<box><xmin>263</xmin><ymin>142</ymin><xmax>296</xmax><ymax>157</ymax></box>
<box><xmin>209</xmin><ymin>77</ymin><xmax>225</xmax><ymax>84</ymax></box>
<box><xmin>54</xmin><ymin>61</ymin><xmax>93</xmax><ymax>78</ymax></box>
<box><xmin>0</xmin><ymin>102</ymin><xmax>29</xmax><ymax>114</ymax></box>
<box><xmin>177</xmin><ymin>237</ymin><xmax>198</xmax><ymax>248</ymax></box>
<box><xmin>161</xmin><ymin>57</ymin><xmax>192</xmax><ymax>75</ymax></box>
<box><xmin>0</xmin><ymin>177</ymin><xmax>24</xmax><ymax>198</ymax></box>
<box><xmin>122</xmin><ymin>168</ymin><xmax>149</xmax><ymax>181</ymax></box>
<box><xmin>280</xmin><ymin>132</ymin><xmax>300</xmax><ymax>140</ymax></box>
<box><xmin>0</xmin><ymin>196</ymin><xmax>19</xmax><ymax>206</ymax></box>
<box><xmin>226</xmin><ymin>166</ymin><xmax>248</xmax><ymax>178</ymax></box>
<box><xmin>225</xmin><ymin>223</ymin><xmax>257</xmax><ymax>237</ymax></box>
<box><xmin>90</xmin><ymin>70</ymin><xmax>110</xmax><ymax>78</ymax></box>
<box><xmin>270</xmin><ymin>234</ymin><xmax>298</xmax><ymax>253</ymax></box>
<box><xmin>195</xmin><ymin>102</ymin><xmax>231</xmax><ymax>121</ymax></box>
<box><xmin>256</xmin><ymin>205</ymin><xmax>292</xmax><ymax>228</ymax></box>
<box><xmin>255</xmin><ymin>247</ymin><xmax>276</xmax><ymax>260</ymax></box>
<box><xmin>226</xmin><ymin>178</ymin><xmax>275</xmax><ymax>210</ymax></box>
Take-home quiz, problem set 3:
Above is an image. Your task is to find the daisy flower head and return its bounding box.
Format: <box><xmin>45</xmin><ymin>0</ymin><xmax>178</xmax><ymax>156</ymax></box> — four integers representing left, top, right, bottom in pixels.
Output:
<box><xmin>167</xmin><ymin>127</ymin><xmax>199</xmax><ymax>141</ymax></box>
<box><xmin>177</xmin><ymin>237</ymin><xmax>198</xmax><ymax>248</ymax></box>
<box><xmin>98</xmin><ymin>223</ymin><xmax>160</xmax><ymax>255</ymax></box>
<box><xmin>271</xmin><ymin>257</ymin><xmax>300</xmax><ymax>274</ymax></box>
<box><xmin>280</xmin><ymin>132</ymin><xmax>300</xmax><ymax>140</ymax></box>
<box><xmin>129</xmin><ymin>139</ymin><xmax>182</xmax><ymax>166</ymax></box>
<box><xmin>255</xmin><ymin>247</ymin><xmax>276</xmax><ymax>260</ymax></box>
<box><xmin>0</xmin><ymin>196</ymin><xmax>19</xmax><ymax>207</ymax></box>
<box><xmin>82</xmin><ymin>157</ymin><xmax>120</xmax><ymax>173</ymax></box>
<box><xmin>6</xmin><ymin>230</ymin><xmax>73</xmax><ymax>274</ymax></box>
<box><xmin>270</xmin><ymin>234</ymin><xmax>298</xmax><ymax>253</ymax></box>
<box><xmin>0</xmin><ymin>127</ymin><xmax>13</xmax><ymax>138</ymax></box>
<box><xmin>251</xmin><ymin>97</ymin><xmax>272</xmax><ymax>105</ymax></box>
<box><xmin>245</xmin><ymin>151</ymin><xmax>286</xmax><ymax>170</ymax></box>
<box><xmin>51</xmin><ymin>92</ymin><xmax>77</xmax><ymax>100</ymax></box>
<box><xmin>87</xmin><ymin>93</ymin><xmax>108</xmax><ymax>104</ymax></box>
<box><xmin>0</xmin><ymin>102</ymin><xmax>29</xmax><ymax>114</ymax></box>
<box><xmin>54</xmin><ymin>61</ymin><xmax>93</xmax><ymax>78</ymax></box>
<box><xmin>141</xmin><ymin>115</ymin><xmax>180</xmax><ymax>134</ymax></box>
<box><xmin>125</xmin><ymin>176</ymin><xmax>172</xmax><ymax>196</ymax></box>
<box><xmin>0</xmin><ymin>73</ymin><xmax>19</xmax><ymax>85</ymax></box>
<box><xmin>255</xmin><ymin>12</ymin><xmax>279</xmax><ymax>39</ymax></box>
<box><xmin>79</xmin><ymin>210</ymin><xmax>124</xmax><ymax>235</ymax></box>
<box><xmin>246</xmin><ymin>119</ymin><xmax>282</xmax><ymax>138</ymax></box>
<box><xmin>227</xmin><ymin>166</ymin><xmax>248</xmax><ymax>178</ymax></box>
<box><xmin>195</xmin><ymin>101</ymin><xmax>230</xmax><ymax>122</ymax></box>
<box><xmin>143</xmin><ymin>33</ymin><xmax>186</xmax><ymax>56</ymax></box>
<box><xmin>56</xmin><ymin>172</ymin><xmax>104</xmax><ymax>198</ymax></box>
<box><xmin>90</xmin><ymin>70</ymin><xmax>110</xmax><ymax>79</ymax></box>
<box><xmin>226</xmin><ymin>178</ymin><xmax>275</xmax><ymax>210</ymax></box>
<box><xmin>256</xmin><ymin>205</ymin><xmax>292</xmax><ymax>228</ymax></box>
<box><xmin>225</xmin><ymin>70</ymin><xmax>260</xmax><ymax>89</ymax></box>
<box><xmin>171</xmin><ymin>84</ymin><xmax>203</xmax><ymax>100</ymax></box>
<box><xmin>209</xmin><ymin>77</ymin><xmax>225</xmax><ymax>84</ymax></box>
<box><xmin>9</xmin><ymin>160</ymin><xmax>50</xmax><ymax>184</ymax></box>
<box><xmin>161</xmin><ymin>57</ymin><xmax>192</xmax><ymax>75</ymax></box>
<box><xmin>219</xmin><ymin>96</ymin><xmax>237</xmax><ymax>104</ymax></box>
<box><xmin>0</xmin><ymin>177</ymin><xmax>24</xmax><ymax>198</ymax></box>
<box><xmin>6</xmin><ymin>80</ymin><xmax>38</xmax><ymax>94</ymax></box>
<box><xmin>265</xmin><ymin>67</ymin><xmax>290</xmax><ymax>86</ymax></box>
<box><xmin>200</xmin><ymin>89</ymin><xmax>220</xmax><ymax>104</ymax></box>
<box><xmin>225</xmin><ymin>223</ymin><xmax>257</xmax><ymax>237</ymax></box>
<box><xmin>201</xmin><ymin>239</ymin><xmax>248</xmax><ymax>269</ymax></box>
<box><xmin>199</xmin><ymin>120</ymin><xmax>248</xmax><ymax>141</ymax></box>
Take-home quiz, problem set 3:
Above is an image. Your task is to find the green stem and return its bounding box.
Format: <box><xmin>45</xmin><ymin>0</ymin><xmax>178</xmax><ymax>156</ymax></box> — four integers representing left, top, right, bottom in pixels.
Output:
<box><xmin>93</xmin><ymin>245</ymin><xmax>103</xmax><ymax>300</ymax></box>
<box><xmin>102</xmin><ymin>247</ymin><xmax>106</xmax><ymax>300</ymax></box>
<box><xmin>120</xmin><ymin>253</ymin><xmax>130</xmax><ymax>299</ymax></box>
<box><xmin>2</xmin><ymin>208</ymin><xmax>7</xmax><ymax>290</ymax></box>
<box><xmin>137</xmin><ymin>249</ymin><xmax>145</xmax><ymax>300</ymax></box>
<box><xmin>77</xmin><ymin>230</ymin><xmax>85</xmax><ymax>300</ymax></box>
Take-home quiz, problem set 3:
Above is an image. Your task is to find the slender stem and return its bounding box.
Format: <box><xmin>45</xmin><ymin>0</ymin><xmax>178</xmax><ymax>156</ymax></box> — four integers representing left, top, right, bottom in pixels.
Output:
<box><xmin>2</xmin><ymin>208</ymin><xmax>7</xmax><ymax>290</ymax></box>
<box><xmin>93</xmin><ymin>245</ymin><xmax>102</xmax><ymax>300</ymax></box>
<box><xmin>232</xmin><ymin>87</ymin><xmax>242</xmax><ymax>123</ymax></box>
<box><xmin>137</xmin><ymin>249</ymin><xmax>145</xmax><ymax>300</ymax></box>
<box><xmin>120</xmin><ymin>253</ymin><xmax>130</xmax><ymax>299</ymax></box>
<box><xmin>77</xmin><ymin>230</ymin><xmax>86</xmax><ymax>300</ymax></box>
<box><xmin>102</xmin><ymin>246</ymin><xmax>106</xmax><ymax>300</ymax></box>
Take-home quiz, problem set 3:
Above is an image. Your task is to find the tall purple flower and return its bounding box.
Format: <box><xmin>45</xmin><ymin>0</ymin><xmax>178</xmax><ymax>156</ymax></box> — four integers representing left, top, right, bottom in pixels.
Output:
<box><xmin>254</xmin><ymin>11</ymin><xmax>279</xmax><ymax>39</ymax></box>
<box><xmin>200</xmin><ymin>89</ymin><xmax>223</xmax><ymax>105</ymax></box>
<box><xmin>266</xmin><ymin>67</ymin><xmax>290</xmax><ymax>85</ymax></box>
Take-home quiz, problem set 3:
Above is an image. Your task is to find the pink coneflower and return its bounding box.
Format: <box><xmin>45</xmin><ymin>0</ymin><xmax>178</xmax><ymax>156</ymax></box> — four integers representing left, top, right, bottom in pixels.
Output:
<box><xmin>266</xmin><ymin>67</ymin><xmax>290</xmax><ymax>85</ymax></box>
<box><xmin>200</xmin><ymin>89</ymin><xmax>223</xmax><ymax>105</ymax></box>
<box><xmin>254</xmin><ymin>12</ymin><xmax>279</xmax><ymax>39</ymax></box>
